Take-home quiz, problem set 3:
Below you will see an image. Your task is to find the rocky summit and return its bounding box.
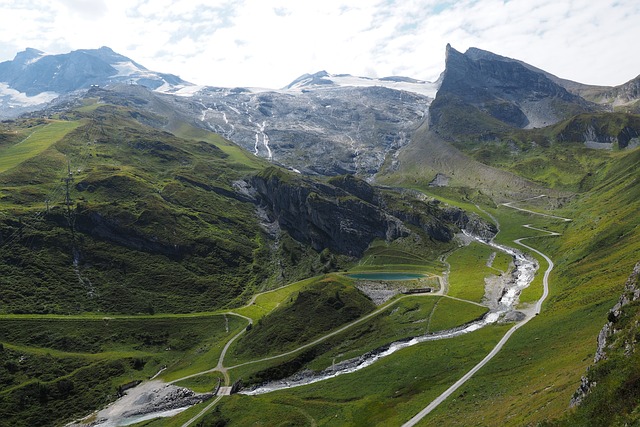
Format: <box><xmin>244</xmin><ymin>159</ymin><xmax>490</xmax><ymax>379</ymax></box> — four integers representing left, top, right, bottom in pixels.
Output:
<box><xmin>0</xmin><ymin>46</ymin><xmax>191</xmax><ymax>118</ymax></box>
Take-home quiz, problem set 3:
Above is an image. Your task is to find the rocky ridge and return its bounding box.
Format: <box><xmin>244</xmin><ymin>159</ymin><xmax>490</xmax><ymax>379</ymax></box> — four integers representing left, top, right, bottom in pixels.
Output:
<box><xmin>430</xmin><ymin>44</ymin><xmax>601</xmax><ymax>135</ymax></box>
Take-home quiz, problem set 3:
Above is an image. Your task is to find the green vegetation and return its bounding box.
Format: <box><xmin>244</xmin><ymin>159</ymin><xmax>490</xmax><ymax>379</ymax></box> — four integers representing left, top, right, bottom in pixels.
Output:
<box><xmin>196</xmin><ymin>325</ymin><xmax>511</xmax><ymax>427</ymax></box>
<box><xmin>1</xmin><ymin>76</ymin><xmax>638</xmax><ymax>427</ymax></box>
<box><xmin>407</xmin><ymin>149</ymin><xmax>640</xmax><ymax>425</ymax></box>
<box><xmin>454</xmin><ymin>138</ymin><xmax>613</xmax><ymax>191</ymax></box>
<box><xmin>173</xmin><ymin>372</ymin><xmax>224</xmax><ymax>393</ymax></box>
<box><xmin>446</xmin><ymin>112</ymin><xmax>640</xmax><ymax>192</ymax></box>
<box><xmin>303</xmin><ymin>295</ymin><xmax>488</xmax><ymax>372</ymax></box>
<box><xmin>0</xmin><ymin>315</ymin><xmax>237</xmax><ymax>426</ymax></box>
<box><xmin>447</xmin><ymin>241</ymin><xmax>505</xmax><ymax>303</ymax></box>
<box><xmin>552</xmin><ymin>270</ymin><xmax>640</xmax><ymax>426</ymax></box>
<box><xmin>353</xmin><ymin>239</ymin><xmax>446</xmax><ymax>275</ymax></box>
<box><xmin>0</xmin><ymin>119</ymin><xmax>82</xmax><ymax>174</ymax></box>
<box><xmin>229</xmin><ymin>275</ymin><xmax>376</xmax><ymax>363</ymax></box>
<box><xmin>0</xmin><ymin>102</ymin><xmax>333</xmax><ymax>314</ymax></box>
<box><xmin>0</xmin><ymin>358</ymin><xmax>132</xmax><ymax>427</ymax></box>
<box><xmin>232</xmin><ymin>276</ymin><xmax>320</xmax><ymax>321</ymax></box>
<box><xmin>225</xmin><ymin>290</ymin><xmax>488</xmax><ymax>390</ymax></box>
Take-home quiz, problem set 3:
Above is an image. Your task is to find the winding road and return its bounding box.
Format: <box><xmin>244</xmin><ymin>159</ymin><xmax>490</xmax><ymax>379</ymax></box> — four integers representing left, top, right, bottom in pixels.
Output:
<box><xmin>174</xmin><ymin>291</ymin><xmax>441</xmax><ymax>426</ymax></box>
<box><xmin>402</xmin><ymin>198</ymin><xmax>570</xmax><ymax>426</ymax></box>
<box><xmin>112</xmin><ymin>197</ymin><xmax>570</xmax><ymax>427</ymax></box>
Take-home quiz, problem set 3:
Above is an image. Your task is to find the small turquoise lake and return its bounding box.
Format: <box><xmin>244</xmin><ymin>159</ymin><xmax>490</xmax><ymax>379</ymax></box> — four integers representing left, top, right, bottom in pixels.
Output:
<box><xmin>347</xmin><ymin>272</ymin><xmax>424</xmax><ymax>281</ymax></box>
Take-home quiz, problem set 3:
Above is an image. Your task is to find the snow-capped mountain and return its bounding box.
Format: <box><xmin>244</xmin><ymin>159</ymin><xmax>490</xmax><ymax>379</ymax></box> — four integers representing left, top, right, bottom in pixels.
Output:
<box><xmin>283</xmin><ymin>70</ymin><xmax>440</xmax><ymax>98</ymax></box>
<box><xmin>0</xmin><ymin>46</ymin><xmax>193</xmax><ymax>117</ymax></box>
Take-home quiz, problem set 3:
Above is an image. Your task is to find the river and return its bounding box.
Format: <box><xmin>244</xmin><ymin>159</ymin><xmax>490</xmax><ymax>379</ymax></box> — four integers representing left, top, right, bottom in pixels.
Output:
<box><xmin>242</xmin><ymin>234</ymin><xmax>538</xmax><ymax>395</ymax></box>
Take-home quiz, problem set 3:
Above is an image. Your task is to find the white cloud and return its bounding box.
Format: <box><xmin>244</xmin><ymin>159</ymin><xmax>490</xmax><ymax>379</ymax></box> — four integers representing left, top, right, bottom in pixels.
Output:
<box><xmin>55</xmin><ymin>0</ymin><xmax>108</xmax><ymax>19</ymax></box>
<box><xmin>0</xmin><ymin>0</ymin><xmax>638</xmax><ymax>88</ymax></box>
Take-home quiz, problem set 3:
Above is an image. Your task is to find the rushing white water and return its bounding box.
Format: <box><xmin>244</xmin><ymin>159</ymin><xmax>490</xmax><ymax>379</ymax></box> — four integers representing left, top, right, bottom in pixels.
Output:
<box><xmin>242</xmin><ymin>233</ymin><xmax>538</xmax><ymax>396</ymax></box>
<box><xmin>253</xmin><ymin>121</ymin><xmax>272</xmax><ymax>159</ymax></box>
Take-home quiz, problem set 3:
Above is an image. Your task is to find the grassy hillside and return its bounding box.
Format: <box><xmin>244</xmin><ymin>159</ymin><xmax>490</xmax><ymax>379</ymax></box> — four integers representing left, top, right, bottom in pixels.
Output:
<box><xmin>552</xmin><ymin>266</ymin><xmax>640</xmax><ymax>426</ymax></box>
<box><xmin>0</xmin><ymin>314</ymin><xmax>243</xmax><ymax>427</ymax></box>
<box><xmin>375</xmin><ymin>120</ymin><xmax>639</xmax><ymax>426</ymax></box>
<box><xmin>0</xmin><ymin>104</ymin><xmax>274</xmax><ymax>314</ymax></box>
<box><xmin>230</xmin><ymin>275</ymin><xmax>376</xmax><ymax>363</ymax></box>
<box><xmin>0</xmin><ymin>119</ymin><xmax>81</xmax><ymax>174</ymax></box>
<box><xmin>378</xmin><ymin>121</ymin><xmax>557</xmax><ymax>202</ymax></box>
<box><xmin>1</xmin><ymin>81</ymin><xmax>638</xmax><ymax>426</ymax></box>
<box><xmin>414</xmin><ymin>147</ymin><xmax>640</xmax><ymax>425</ymax></box>
<box><xmin>446</xmin><ymin>113</ymin><xmax>640</xmax><ymax>192</ymax></box>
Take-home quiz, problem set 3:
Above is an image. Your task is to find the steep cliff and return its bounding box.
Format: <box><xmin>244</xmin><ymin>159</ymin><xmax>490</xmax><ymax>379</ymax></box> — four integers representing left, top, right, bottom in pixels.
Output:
<box><xmin>430</xmin><ymin>45</ymin><xmax>600</xmax><ymax>137</ymax></box>
<box><xmin>249</xmin><ymin>167</ymin><xmax>496</xmax><ymax>257</ymax></box>
<box><xmin>553</xmin><ymin>113</ymin><xmax>640</xmax><ymax>149</ymax></box>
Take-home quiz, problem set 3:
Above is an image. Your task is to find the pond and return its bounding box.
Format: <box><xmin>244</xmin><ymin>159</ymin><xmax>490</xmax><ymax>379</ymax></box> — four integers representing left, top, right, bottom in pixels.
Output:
<box><xmin>346</xmin><ymin>272</ymin><xmax>425</xmax><ymax>281</ymax></box>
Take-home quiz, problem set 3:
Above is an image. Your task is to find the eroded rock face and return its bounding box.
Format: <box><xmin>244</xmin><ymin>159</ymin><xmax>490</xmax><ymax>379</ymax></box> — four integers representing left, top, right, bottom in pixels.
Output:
<box><xmin>193</xmin><ymin>85</ymin><xmax>431</xmax><ymax>177</ymax></box>
<box><xmin>248</xmin><ymin>168</ymin><xmax>496</xmax><ymax>257</ymax></box>
<box><xmin>555</xmin><ymin>115</ymin><xmax>640</xmax><ymax>149</ymax></box>
<box><xmin>430</xmin><ymin>44</ymin><xmax>600</xmax><ymax>135</ymax></box>
<box><xmin>250</xmin><ymin>169</ymin><xmax>408</xmax><ymax>257</ymax></box>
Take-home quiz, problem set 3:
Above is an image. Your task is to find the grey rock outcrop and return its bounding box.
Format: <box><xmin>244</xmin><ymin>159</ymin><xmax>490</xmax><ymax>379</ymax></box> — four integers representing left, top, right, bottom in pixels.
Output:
<box><xmin>248</xmin><ymin>168</ymin><xmax>496</xmax><ymax>257</ymax></box>
<box><xmin>249</xmin><ymin>169</ymin><xmax>409</xmax><ymax>257</ymax></box>
<box><xmin>555</xmin><ymin>114</ymin><xmax>640</xmax><ymax>149</ymax></box>
<box><xmin>430</xmin><ymin>45</ymin><xmax>601</xmax><ymax>136</ymax></box>
<box><xmin>570</xmin><ymin>261</ymin><xmax>640</xmax><ymax>407</ymax></box>
<box><xmin>192</xmin><ymin>84</ymin><xmax>430</xmax><ymax>177</ymax></box>
<box><xmin>580</xmin><ymin>75</ymin><xmax>640</xmax><ymax>112</ymax></box>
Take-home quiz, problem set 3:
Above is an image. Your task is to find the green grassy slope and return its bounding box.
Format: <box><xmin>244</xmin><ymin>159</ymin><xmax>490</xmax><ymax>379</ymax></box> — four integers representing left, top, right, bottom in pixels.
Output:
<box><xmin>0</xmin><ymin>315</ymin><xmax>242</xmax><ymax>427</ymax></box>
<box><xmin>416</xmin><ymin>148</ymin><xmax>640</xmax><ymax>425</ymax></box>
<box><xmin>230</xmin><ymin>275</ymin><xmax>376</xmax><ymax>363</ymax></box>
<box><xmin>447</xmin><ymin>113</ymin><xmax>640</xmax><ymax>192</ymax></box>
<box><xmin>0</xmin><ymin>102</ymin><xmax>278</xmax><ymax>314</ymax></box>
<box><xmin>183</xmin><ymin>325</ymin><xmax>512</xmax><ymax>427</ymax></box>
<box><xmin>552</xmin><ymin>267</ymin><xmax>640</xmax><ymax>427</ymax></box>
<box><xmin>0</xmin><ymin>119</ymin><xmax>82</xmax><ymax>174</ymax></box>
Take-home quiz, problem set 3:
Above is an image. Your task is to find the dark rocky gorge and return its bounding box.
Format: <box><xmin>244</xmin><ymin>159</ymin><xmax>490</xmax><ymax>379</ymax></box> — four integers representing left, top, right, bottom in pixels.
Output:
<box><xmin>247</xmin><ymin>168</ymin><xmax>496</xmax><ymax>257</ymax></box>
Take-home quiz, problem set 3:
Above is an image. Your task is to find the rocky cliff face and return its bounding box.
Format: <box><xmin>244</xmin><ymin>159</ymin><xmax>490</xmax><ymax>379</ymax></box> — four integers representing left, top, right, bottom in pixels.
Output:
<box><xmin>581</xmin><ymin>75</ymin><xmax>640</xmax><ymax>112</ymax></box>
<box><xmin>191</xmin><ymin>84</ymin><xmax>430</xmax><ymax>177</ymax></box>
<box><xmin>249</xmin><ymin>169</ymin><xmax>409</xmax><ymax>256</ymax></box>
<box><xmin>554</xmin><ymin>113</ymin><xmax>640</xmax><ymax>149</ymax></box>
<box><xmin>248</xmin><ymin>168</ymin><xmax>496</xmax><ymax>257</ymax></box>
<box><xmin>430</xmin><ymin>45</ymin><xmax>600</xmax><ymax>136</ymax></box>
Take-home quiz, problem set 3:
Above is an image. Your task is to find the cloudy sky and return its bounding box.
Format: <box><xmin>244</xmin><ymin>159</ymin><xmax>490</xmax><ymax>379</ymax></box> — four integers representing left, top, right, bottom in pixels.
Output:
<box><xmin>1</xmin><ymin>0</ymin><xmax>639</xmax><ymax>88</ymax></box>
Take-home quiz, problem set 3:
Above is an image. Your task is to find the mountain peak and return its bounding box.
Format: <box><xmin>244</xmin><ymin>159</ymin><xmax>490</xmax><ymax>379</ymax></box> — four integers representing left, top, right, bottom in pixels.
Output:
<box><xmin>14</xmin><ymin>48</ymin><xmax>45</xmax><ymax>63</ymax></box>
<box><xmin>282</xmin><ymin>69</ymin><xmax>438</xmax><ymax>97</ymax></box>
<box><xmin>433</xmin><ymin>44</ymin><xmax>598</xmax><ymax>132</ymax></box>
<box><xmin>283</xmin><ymin>70</ymin><xmax>334</xmax><ymax>90</ymax></box>
<box><xmin>464</xmin><ymin>47</ymin><xmax>510</xmax><ymax>62</ymax></box>
<box><xmin>0</xmin><ymin>46</ymin><xmax>193</xmax><ymax>117</ymax></box>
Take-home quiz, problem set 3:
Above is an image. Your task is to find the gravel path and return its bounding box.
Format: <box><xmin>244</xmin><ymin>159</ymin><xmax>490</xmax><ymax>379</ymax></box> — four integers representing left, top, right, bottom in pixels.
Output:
<box><xmin>402</xmin><ymin>197</ymin><xmax>566</xmax><ymax>426</ymax></box>
<box><xmin>67</xmin><ymin>381</ymin><xmax>212</xmax><ymax>427</ymax></box>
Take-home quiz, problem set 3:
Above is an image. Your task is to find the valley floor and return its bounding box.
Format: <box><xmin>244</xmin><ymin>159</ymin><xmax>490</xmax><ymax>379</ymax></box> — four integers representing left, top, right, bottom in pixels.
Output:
<box><xmin>66</xmin><ymin>196</ymin><xmax>569</xmax><ymax>427</ymax></box>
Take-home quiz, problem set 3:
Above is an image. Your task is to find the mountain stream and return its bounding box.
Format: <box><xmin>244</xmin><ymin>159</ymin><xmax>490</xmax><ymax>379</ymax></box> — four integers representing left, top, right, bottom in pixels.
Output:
<box><xmin>242</xmin><ymin>233</ymin><xmax>538</xmax><ymax>395</ymax></box>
